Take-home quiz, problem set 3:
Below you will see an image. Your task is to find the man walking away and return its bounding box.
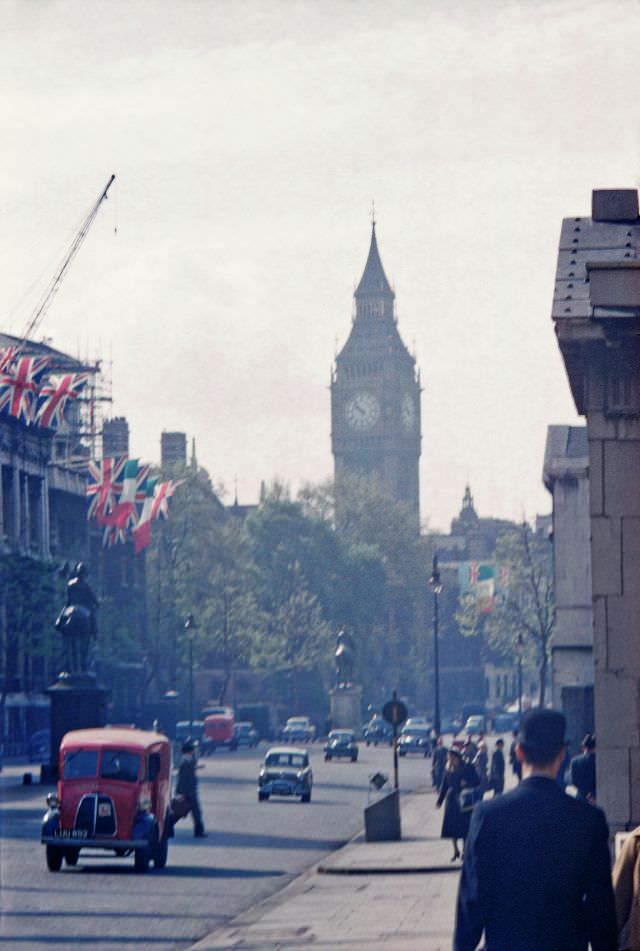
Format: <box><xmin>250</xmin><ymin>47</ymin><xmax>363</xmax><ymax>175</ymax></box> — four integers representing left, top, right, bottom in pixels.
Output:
<box><xmin>454</xmin><ymin>708</ymin><xmax>617</xmax><ymax>951</ymax></box>
<box><xmin>176</xmin><ymin>739</ymin><xmax>207</xmax><ymax>838</ymax></box>
<box><xmin>570</xmin><ymin>733</ymin><xmax>596</xmax><ymax>803</ymax></box>
<box><xmin>488</xmin><ymin>738</ymin><xmax>505</xmax><ymax>796</ymax></box>
<box><xmin>509</xmin><ymin>728</ymin><xmax>521</xmax><ymax>782</ymax></box>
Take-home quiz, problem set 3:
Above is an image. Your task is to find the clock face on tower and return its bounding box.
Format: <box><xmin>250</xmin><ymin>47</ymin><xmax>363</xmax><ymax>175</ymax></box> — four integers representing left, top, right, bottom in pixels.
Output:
<box><xmin>401</xmin><ymin>393</ymin><xmax>416</xmax><ymax>430</ymax></box>
<box><xmin>345</xmin><ymin>391</ymin><xmax>380</xmax><ymax>430</ymax></box>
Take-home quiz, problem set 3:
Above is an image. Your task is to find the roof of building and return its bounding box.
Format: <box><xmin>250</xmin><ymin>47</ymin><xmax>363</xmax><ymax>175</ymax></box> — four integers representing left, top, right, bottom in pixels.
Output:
<box><xmin>551</xmin><ymin>189</ymin><xmax>640</xmax><ymax>412</ymax></box>
<box><xmin>0</xmin><ymin>332</ymin><xmax>95</xmax><ymax>373</ymax></box>
<box><xmin>355</xmin><ymin>223</ymin><xmax>394</xmax><ymax>299</ymax></box>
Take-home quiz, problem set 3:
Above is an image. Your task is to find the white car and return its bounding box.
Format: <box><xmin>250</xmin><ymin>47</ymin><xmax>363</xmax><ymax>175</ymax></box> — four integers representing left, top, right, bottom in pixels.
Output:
<box><xmin>280</xmin><ymin>717</ymin><xmax>316</xmax><ymax>743</ymax></box>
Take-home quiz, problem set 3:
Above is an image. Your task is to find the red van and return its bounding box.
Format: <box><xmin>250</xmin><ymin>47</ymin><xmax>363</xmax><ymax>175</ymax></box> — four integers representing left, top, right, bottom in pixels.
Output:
<box><xmin>203</xmin><ymin>710</ymin><xmax>236</xmax><ymax>753</ymax></box>
<box><xmin>41</xmin><ymin>726</ymin><xmax>172</xmax><ymax>873</ymax></box>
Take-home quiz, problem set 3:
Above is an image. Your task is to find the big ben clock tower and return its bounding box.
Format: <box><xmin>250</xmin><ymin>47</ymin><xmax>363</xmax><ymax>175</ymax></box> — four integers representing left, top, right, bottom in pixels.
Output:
<box><xmin>331</xmin><ymin>221</ymin><xmax>422</xmax><ymax>527</ymax></box>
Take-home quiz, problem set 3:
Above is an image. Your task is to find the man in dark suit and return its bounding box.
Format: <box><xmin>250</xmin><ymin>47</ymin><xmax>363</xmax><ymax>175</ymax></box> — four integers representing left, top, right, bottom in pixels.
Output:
<box><xmin>570</xmin><ymin>733</ymin><xmax>597</xmax><ymax>803</ymax></box>
<box><xmin>454</xmin><ymin>708</ymin><xmax>617</xmax><ymax>951</ymax></box>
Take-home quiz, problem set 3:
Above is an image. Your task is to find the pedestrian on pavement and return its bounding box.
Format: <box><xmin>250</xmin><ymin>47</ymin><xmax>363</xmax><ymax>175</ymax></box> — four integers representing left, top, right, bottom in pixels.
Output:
<box><xmin>570</xmin><ymin>733</ymin><xmax>597</xmax><ymax>803</ymax></box>
<box><xmin>472</xmin><ymin>741</ymin><xmax>488</xmax><ymax>793</ymax></box>
<box><xmin>488</xmin><ymin>738</ymin><xmax>505</xmax><ymax>795</ymax></box>
<box><xmin>509</xmin><ymin>728</ymin><xmax>522</xmax><ymax>782</ymax></box>
<box><xmin>462</xmin><ymin>736</ymin><xmax>477</xmax><ymax>763</ymax></box>
<box><xmin>175</xmin><ymin>739</ymin><xmax>207</xmax><ymax>838</ymax></box>
<box><xmin>436</xmin><ymin>748</ymin><xmax>480</xmax><ymax>862</ymax></box>
<box><xmin>612</xmin><ymin>825</ymin><xmax>640</xmax><ymax>950</ymax></box>
<box><xmin>431</xmin><ymin>737</ymin><xmax>447</xmax><ymax>790</ymax></box>
<box><xmin>454</xmin><ymin>708</ymin><xmax>617</xmax><ymax>951</ymax></box>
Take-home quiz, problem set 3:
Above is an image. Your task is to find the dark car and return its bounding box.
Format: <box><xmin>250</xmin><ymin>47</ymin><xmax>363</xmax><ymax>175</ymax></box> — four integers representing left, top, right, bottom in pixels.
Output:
<box><xmin>234</xmin><ymin>721</ymin><xmax>259</xmax><ymax>747</ymax></box>
<box><xmin>324</xmin><ymin>729</ymin><xmax>358</xmax><ymax>762</ymax></box>
<box><xmin>398</xmin><ymin>724</ymin><xmax>432</xmax><ymax>757</ymax></box>
<box><xmin>363</xmin><ymin>716</ymin><xmax>393</xmax><ymax>746</ymax></box>
<box><xmin>258</xmin><ymin>747</ymin><xmax>313</xmax><ymax>802</ymax></box>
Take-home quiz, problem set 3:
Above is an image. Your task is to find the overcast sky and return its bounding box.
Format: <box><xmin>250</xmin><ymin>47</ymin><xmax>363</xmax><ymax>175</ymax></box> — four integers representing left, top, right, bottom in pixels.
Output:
<box><xmin>2</xmin><ymin>0</ymin><xmax>639</xmax><ymax>532</ymax></box>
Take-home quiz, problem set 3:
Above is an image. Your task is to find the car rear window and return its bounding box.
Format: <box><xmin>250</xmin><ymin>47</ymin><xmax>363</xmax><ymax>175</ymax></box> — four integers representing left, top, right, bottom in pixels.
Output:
<box><xmin>266</xmin><ymin>753</ymin><xmax>307</xmax><ymax>768</ymax></box>
<box><xmin>63</xmin><ymin>749</ymin><xmax>99</xmax><ymax>779</ymax></box>
<box><xmin>100</xmin><ymin>749</ymin><xmax>141</xmax><ymax>782</ymax></box>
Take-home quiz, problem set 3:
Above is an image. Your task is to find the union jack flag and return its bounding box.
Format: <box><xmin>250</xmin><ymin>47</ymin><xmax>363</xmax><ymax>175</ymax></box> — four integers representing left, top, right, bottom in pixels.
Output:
<box><xmin>150</xmin><ymin>479</ymin><xmax>184</xmax><ymax>521</ymax></box>
<box><xmin>0</xmin><ymin>346</ymin><xmax>17</xmax><ymax>373</ymax></box>
<box><xmin>0</xmin><ymin>355</ymin><xmax>50</xmax><ymax>423</ymax></box>
<box><xmin>35</xmin><ymin>372</ymin><xmax>90</xmax><ymax>429</ymax></box>
<box><xmin>86</xmin><ymin>456</ymin><xmax>126</xmax><ymax>521</ymax></box>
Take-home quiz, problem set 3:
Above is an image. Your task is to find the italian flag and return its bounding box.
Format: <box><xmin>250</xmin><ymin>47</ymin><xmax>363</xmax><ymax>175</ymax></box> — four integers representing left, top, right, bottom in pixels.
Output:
<box><xmin>133</xmin><ymin>477</ymin><xmax>158</xmax><ymax>554</ymax></box>
<box><xmin>113</xmin><ymin>459</ymin><xmax>140</xmax><ymax>530</ymax></box>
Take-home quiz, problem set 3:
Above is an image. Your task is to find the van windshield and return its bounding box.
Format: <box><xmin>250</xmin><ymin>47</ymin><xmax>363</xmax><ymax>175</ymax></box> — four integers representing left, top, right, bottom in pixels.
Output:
<box><xmin>100</xmin><ymin>749</ymin><xmax>141</xmax><ymax>782</ymax></box>
<box><xmin>63</xmin><ymin>749</ymin><xmax>99</xmax><ymax>779</ymax></box>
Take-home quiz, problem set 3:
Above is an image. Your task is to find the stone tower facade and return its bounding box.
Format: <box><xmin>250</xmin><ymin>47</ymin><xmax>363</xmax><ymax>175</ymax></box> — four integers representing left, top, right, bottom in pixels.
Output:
<box><xmin>331</xmin><ymin>224</ymin><xmax>421</xmax><ymax>525</ymax></box>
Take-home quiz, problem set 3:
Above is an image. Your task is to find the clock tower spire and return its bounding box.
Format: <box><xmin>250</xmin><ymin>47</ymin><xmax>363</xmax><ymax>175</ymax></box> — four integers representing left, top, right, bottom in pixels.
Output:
<box><xmin>331</xmin><ymin>221</ymin><xmax>422</xmax><ymax>527</ymax></box>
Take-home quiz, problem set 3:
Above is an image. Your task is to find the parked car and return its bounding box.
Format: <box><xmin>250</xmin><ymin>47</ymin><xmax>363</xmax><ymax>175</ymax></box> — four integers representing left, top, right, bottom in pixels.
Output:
<box><xmin>234</xmin><ymin>721</ymin><xmax>259</xmax><ymax>748</ymax></box>
<box><xmin>280</xmin><ymin>717</ymin><xmax>316</xmax><ymax>744</ymax></box>
<box><xmin>398</xmin><ymin>724</ymin><xmax>432</xmax><ymax>757</ymax></box>
<box><xmin>439</xmin><ymin>716</ymin><xmax>462</xmax><ymax>736</ymax></box>
<box><xmin>492</xmin><ymin>713</ymin><xmax>519</xmax><ymax>733</ymax></box>
<box><xmin>363</xmin><ymin>716</ymin><xmax>393</xmax><ymax>746</ymax></box>
<box><xmin>258</xmin><ymin>746</ymin><xmax>313</xmax><ymax>802</ymax></box>
<box><xmin>463</xmin><ymin>714</ymin><xmax>486</xmax><ymax>735</ymax></box>
<box><xmin>324</xmin><ymin>729</ymin><xmax>358</xmax><ymax>762</ymax></box>
<box><xmin>203</xmin><ymin>711</ymin><xmax>236</xmax><ymax>753</ymax></box>
<box><xmin>29</xmin><ymin>729</ymin><xmax>51</xmax><ymax>763</ymax></box>
<box><xmin>41</xmin><ymin>726</ymin><xmax>172</xmax><ymax>873</ymax></box>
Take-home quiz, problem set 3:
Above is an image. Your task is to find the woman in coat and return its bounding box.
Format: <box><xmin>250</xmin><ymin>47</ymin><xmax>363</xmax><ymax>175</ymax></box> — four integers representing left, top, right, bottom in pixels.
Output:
<box><xmin>613</xmin><ymin>826</ymin><xmax>640</xmax><ymax>950</ymax></box>
<box><xmin>436</xmin><ymin>747</ymin><xmax>480</xmax><ymax>861</ymax></box>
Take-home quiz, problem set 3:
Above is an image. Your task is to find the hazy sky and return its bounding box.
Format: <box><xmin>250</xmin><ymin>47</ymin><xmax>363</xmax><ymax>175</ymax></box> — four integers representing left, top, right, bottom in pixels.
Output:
<box><xmin>2</xmin><ymin>0</ymin><xmax>640</xmax><ymax>531</ymax></box>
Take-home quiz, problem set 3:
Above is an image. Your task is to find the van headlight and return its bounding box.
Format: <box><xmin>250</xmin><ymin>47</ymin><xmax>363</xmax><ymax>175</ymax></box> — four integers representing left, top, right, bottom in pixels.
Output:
<box><xmin>46</xmin><ymin>792</ymin><xmax>60</xmax><ymax>809</ymax></box>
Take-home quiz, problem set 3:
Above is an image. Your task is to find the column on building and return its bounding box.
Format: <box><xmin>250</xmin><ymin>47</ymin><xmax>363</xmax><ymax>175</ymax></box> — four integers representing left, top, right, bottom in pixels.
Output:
<box><xmin>543</xmin><ymin>426</ymin><xmax>593</xmax><ymax>742</ymax></box>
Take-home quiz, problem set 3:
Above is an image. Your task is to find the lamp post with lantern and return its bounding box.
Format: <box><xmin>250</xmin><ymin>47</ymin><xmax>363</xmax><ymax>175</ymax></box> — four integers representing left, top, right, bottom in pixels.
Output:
<box><xmin>184</xmin><ymin>613</ymin><xmax>198</xmax><ymax>735</ymax></box>
<box><xmin>429</xmin><ymin>554</ymin><xmax>443</xmax><ymax>737</ymax></box>
<box><xmin>514</xmin><ymin>631</ymin><xmax>525</xmax><ymax>716</ymax></box>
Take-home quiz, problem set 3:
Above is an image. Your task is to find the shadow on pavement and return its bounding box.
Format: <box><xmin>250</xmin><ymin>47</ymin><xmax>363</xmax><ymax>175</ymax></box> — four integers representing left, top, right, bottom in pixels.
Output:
<box><xmin>72</xmin><ymin>864</ymin><xmax>285</xmax><ymax>878</ymax></box>
<box><xmin>202</xmin><ymin>828</ymin><xmax>346</xmax><ymax>851</ymax></box>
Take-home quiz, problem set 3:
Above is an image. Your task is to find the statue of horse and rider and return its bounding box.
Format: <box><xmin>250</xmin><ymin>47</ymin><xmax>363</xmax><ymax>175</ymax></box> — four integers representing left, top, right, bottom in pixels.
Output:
<box><xmin>54</xmin><ymin>562</ymin><xmax>99</xmax><ymax>675</ymax></box>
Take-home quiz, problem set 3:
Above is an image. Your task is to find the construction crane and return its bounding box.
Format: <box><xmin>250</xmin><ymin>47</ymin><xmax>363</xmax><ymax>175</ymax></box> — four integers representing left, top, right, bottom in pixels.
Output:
<box><xmin>18</xmin><ymin>174</ymin><xmax>116</xmax><ymax>347</ymax></box>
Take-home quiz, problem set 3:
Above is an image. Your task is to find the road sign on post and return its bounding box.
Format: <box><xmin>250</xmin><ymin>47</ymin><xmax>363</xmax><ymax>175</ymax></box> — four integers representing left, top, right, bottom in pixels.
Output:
<box><xmin>382</xmin><ymin>691</ymin><xmax>408</xmax><ymax>790</ymax></box>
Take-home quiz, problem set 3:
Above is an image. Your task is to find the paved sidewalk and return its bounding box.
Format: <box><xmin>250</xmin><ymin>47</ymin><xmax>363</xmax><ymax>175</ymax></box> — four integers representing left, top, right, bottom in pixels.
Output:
<box><xmin>189</xmin><ymin>785</ymin><xmax>461</xmax><ymax>950</ymax></box>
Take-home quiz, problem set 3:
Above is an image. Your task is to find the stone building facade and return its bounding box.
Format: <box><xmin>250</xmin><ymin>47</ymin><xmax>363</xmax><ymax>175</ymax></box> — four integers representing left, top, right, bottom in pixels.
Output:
<box><xmin>331</xmin><ymin>224</ymin><xmax>421</xmax><ymax>527</ymax></box>
<box><xmin>552</xmin><ymin>188</ymin><xmax>640</xmax><ymax>831</ymax></box>
<box><xmin>543</xmin><ymin>425</ymin><xmax>593</xmax><ymax>747</ymax></box>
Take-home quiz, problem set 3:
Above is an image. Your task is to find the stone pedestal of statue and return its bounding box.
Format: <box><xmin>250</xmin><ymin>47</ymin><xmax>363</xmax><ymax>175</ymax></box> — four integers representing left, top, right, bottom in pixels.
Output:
<box><xmin>329</xmin><ymin>684</ymin><xmax>363</xmax><ymax>733</ymax></box>
<box><xmin>42</xmin><ymin>673</ymin><xmax>110</xmax><ymax>782</ymax></box>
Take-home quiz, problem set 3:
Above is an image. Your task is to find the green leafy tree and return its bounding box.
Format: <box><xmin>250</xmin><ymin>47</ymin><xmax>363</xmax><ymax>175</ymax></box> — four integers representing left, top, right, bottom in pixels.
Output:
<box><xmin>457</xmin><ymin>522</ymin><xmax>554</xmax><ymax>705</ymax></box>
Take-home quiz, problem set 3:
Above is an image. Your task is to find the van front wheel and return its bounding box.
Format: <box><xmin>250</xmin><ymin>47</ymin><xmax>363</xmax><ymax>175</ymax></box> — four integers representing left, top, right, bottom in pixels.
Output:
<box><xmin>134</xmin><ymin>844</ymin><xmax>151</xmax><ymax>872</ymax></box>
<box><xmin>46</xmin><ymin>846</ymin><xmax>63</xmax><ymax>871</ymax></box>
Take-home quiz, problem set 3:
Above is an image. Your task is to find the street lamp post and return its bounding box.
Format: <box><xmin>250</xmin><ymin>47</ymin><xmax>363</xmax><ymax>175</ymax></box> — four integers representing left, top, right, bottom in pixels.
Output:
<box><xmin>515</xmin><ymin>632</ymin><xmax>524</xmax><ymax>716</ymax></box>
<box><xmin>184</xmin><ymin>613</ymin><xmax>198</xmax><ymax>735</ymax></box>
<box><xmin>429</xmin><ymin>554</ymin><xmax>443</xmax><ymax>737</ymax></box>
